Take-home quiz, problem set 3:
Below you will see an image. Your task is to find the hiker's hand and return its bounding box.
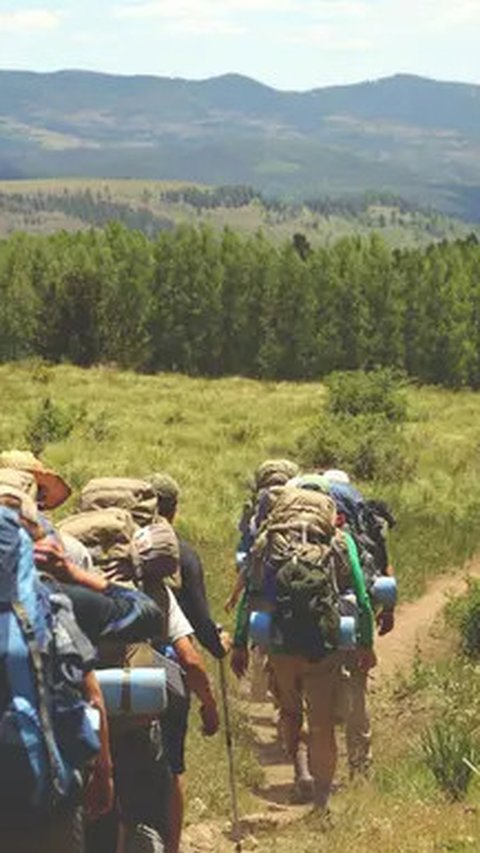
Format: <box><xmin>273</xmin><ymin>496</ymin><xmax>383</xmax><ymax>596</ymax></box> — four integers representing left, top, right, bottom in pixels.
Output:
<box><xmin>200</xmin><ymin>699</ymin><xmax>220</xmax><ymax>736</ymax></box>
<box><xmin>377</xmin><ymin>609</ymin><xmax>395</xmax><ymax>636</ymax></box>
<box><xmin>220</xmin><ymin>630</ymin><xmax>232</xmax><ymax>655</ymax></box>
<box><xmin>34</xmin><ymin>537</ymin><xmax>66</xmax><ymax>571</ymax></box>
<box><xmin>224</xmin><ymin>592</ymin><xmax>239</xmax><ymax>613</ymax></box>
<box><xmin>356</xmin><ymin>648</ymin><xmax>377</xmax><ymax>672</ymax></box>
<box><xmin>230</xmin><ymin>646</ymin><xmax>249</xmax><ymax>679</ymax></box>
<box><xmin>84</xmin><ymin>760</ymin><xmax>114</xmax><ymax>821</ymax></box>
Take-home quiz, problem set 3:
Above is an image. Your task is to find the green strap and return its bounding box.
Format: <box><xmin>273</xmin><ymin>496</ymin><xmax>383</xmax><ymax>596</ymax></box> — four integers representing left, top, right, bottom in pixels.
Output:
<box><xmin>343</xmin><ymin>532</ymin><xmax>375</xmax><ymax>648</ymax></box>
<box><xmin>233</xmin><ymin>590</ymin><xmax>249</xmax><ymax>648</ymax></box>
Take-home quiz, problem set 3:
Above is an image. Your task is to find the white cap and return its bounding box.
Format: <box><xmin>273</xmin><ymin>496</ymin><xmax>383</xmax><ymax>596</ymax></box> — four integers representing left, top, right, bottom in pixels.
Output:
<box><xmin>322</xmin><ymin>469</ymin><xmax>351</xmax><ymax>485</ymax></box>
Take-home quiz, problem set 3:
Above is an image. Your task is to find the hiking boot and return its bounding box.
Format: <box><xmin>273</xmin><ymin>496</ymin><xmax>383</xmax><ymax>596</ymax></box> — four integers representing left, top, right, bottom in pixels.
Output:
<box><xmin>290</xmin><ymin>777</ymin><xmax>315</xmax><ymax>804</ymax></box>
<box><xmin>312</xmin><ymin>781</ymin><xmax>331</xmax><ymax>810</ymax></box>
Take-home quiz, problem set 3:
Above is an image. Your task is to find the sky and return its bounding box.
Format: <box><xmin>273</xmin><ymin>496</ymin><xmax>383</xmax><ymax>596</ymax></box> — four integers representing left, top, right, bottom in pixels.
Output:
<box><xmin>1</xmin><ymin>0</ymin><xmax>480</xmax><ymax>91</ymax></box>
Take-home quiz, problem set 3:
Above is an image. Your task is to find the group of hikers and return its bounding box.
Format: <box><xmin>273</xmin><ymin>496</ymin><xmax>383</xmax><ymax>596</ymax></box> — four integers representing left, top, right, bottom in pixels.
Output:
<box><xmin>0</xmin><ymin>449</ymin><xmax>396</xmax><ymax>852</ymax></box>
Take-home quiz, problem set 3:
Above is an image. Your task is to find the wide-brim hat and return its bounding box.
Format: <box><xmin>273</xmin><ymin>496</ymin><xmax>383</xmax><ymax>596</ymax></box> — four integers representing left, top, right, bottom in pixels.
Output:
<box><xmin>0</xmin><ymin>484</ymin><xmax>38</xmax><ymax>524</ymax></box>
<box><xmin>0</xmin><ymin>450</ymin><xmax>71</xmax><ymax>510</ymax></box>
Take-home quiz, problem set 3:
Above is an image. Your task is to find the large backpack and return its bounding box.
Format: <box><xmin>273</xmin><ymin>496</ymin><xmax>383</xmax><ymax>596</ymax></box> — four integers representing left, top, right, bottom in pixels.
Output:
<box><xmin>249</xmin><ymin>486</ymin><xmax>348</xmax><ymax>653</ymax></box>
<box><xmin>0</xmin><ymin>506</ymin><xmax>99</xmax><ymax>828</ymax></box>
<box><xmin>79</xmin><ymin>477</ymin><xmax>157</xmax><ymax>527</ymax></box>
<box><xmin>58</xmin><ymin>507</ymin><xmax>140</xmax><ymax>586</ymax></box>
<box><xmin>328</xmin><ymin>482</ymin><xmax>393</xmax><ymax>586</ymax></box>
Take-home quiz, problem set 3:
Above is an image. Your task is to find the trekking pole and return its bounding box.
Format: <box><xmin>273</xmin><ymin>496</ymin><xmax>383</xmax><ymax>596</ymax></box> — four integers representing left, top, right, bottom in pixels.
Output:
<box><xmin>218</xmin><ymin>654</ymin><xmax>242</xmax><ymax>852</ymax></box>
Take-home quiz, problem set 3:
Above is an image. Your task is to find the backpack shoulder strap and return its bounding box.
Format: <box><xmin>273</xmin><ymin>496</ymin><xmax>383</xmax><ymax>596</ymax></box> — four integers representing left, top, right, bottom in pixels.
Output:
<box><xmin>11</xmin><ymin>600</ymin><xmax>66</xmax><ymax>803</ymax></box>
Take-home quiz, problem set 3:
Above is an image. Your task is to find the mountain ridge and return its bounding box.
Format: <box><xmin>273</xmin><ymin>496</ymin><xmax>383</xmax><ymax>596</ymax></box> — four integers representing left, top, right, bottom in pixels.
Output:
<box><xmin>1</xmin><ymin>69</ymin><xmax>479</xmax><ymax>218</ymax></box>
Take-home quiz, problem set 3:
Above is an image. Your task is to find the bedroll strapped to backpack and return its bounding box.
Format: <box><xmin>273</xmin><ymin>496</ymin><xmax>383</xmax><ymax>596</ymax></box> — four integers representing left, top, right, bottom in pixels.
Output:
<box><xmin>249</xmin><ymin>486</ymin><xmax>347</xmax><ymax>653</ymax></box>
<box><xmin>58</xmin><ymin>507</ymin><xmax>141</xmax><ymax>587</ymax></box>
<box><xmin>79</xmin><ymin>477</ymin><xmax>157</xmax><ymax>527</ymax></box>
<box><xmin>0</xmin><ymin>506</ymin><xmax>99</xmax><ymax>828</ymax></box>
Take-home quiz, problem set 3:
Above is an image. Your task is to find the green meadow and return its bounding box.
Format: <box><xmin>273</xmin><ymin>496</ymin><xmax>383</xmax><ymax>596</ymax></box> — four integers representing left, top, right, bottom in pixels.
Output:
<box><xmin>2</xmin><ymin>361</ymin><xmax>480</xmax><ymax>847</ymax></box>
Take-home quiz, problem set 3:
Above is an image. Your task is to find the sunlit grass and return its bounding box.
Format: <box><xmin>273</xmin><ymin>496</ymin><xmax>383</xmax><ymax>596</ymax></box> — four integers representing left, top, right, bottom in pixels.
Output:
<box><xmin>3</xmin><ymin>362</ymin><xmax>480</xmax><ymax>825</ymax></box>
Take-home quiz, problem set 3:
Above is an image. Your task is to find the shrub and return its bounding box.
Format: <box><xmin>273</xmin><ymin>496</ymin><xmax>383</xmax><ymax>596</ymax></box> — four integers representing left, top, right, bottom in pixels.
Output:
<box><xmin>421</xmin><ymin>720</ymin><xmax>478</xmax><ymax>800</ymax></box>
<box><xmin>325</xmin><ymin>368</ymin><xmax>409</xmax><ymax>423</ymax></box>
<box><xmin>299</xmin><ymin>412</ymin><xmax>414</xmax><ymax>482</ymax></box>
<box><xmin>25</xmin><ymin>397</ymin><xmax>82</xmax><ymax>455</ymax></box>
<box><xmin>446</xmin><ymin>579</ymin><xmax>480</xmax><ymax>658</ymax></box>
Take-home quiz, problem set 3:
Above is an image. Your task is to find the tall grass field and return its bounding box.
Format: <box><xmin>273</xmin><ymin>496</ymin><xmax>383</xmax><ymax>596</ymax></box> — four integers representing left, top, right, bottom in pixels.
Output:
<box><xmin>2</xmin><ymin>361</ymin><xmax>480</xmax><ymax>848</ymax></box>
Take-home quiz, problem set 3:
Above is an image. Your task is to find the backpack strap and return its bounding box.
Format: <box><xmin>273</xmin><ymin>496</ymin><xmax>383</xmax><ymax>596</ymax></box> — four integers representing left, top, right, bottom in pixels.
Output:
<box><xmin>12</xmin><ymin>600</ymin><xmax>66</xmax><ymax>803</ymax></box>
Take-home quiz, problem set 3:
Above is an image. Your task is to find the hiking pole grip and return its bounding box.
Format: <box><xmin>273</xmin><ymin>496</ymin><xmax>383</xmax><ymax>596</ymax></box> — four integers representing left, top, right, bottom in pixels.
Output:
<box><xmin>218</xmin><ymin>656</ymin><xmax>242</xmax><ymax>852</ymax></box>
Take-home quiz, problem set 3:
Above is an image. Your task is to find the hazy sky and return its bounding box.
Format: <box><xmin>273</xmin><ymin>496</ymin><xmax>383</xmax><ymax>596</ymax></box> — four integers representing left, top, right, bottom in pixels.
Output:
<box><xmin>2</xmin><ymin>0</ymin><xmax>480</xmax><ymax>90</ymax></box>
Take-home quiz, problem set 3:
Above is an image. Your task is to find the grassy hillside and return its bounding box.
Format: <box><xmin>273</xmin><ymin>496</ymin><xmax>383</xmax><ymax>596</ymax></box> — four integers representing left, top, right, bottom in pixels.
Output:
<box><xmin>0</xmin><ymin>178</ymin><xmax>477</xmax><ymax>247</ymax></box>
<box><xmin>3</xmin><ymin>362</ymin><xmax>480</xmax><ymax>846</ymax></box>
<box><xmin>1</xmin><ymin>70</ymin><xmax>480</xmax><ymax>217</ymax></box>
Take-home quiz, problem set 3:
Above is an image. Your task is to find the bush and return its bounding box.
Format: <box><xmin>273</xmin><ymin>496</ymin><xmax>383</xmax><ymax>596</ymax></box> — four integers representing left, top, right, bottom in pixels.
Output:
<box><xmin>299</xmin><ymin>412</ymin><xmax>414</xmax><ymax>482</ymax></box>
<box><xmin>421</xmin><ymin>719</ymin><xmax>478</xmax><ymax>800</ymax></box>
<box><xmin>25</xmin><ymin>397</ymin><xmax>83</xmax><ymax>455</ymax></box>
<box><xmin>325</xmin><ymin>368</ymin><xmax>409</xmax><ymax>423</ymax></box>
<box><xmin>446</xmin><ymin>579</ymin><xmax>480</xmax><ymax>657</ymax></box>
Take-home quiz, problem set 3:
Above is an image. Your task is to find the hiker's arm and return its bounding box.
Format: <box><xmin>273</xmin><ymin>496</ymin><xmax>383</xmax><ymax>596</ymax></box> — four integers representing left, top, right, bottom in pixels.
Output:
<box><xmin>178</xmin><ymin>541</ymin><xmax>227</xmax><ymax>659</ymax></box>
<box><xmin>344</xmin><ymin>533</ymin><xmax>376</xmax><ymax>669</ymax></box>
<box><xmin>173</xmin><ymin>635</ymin><xmax>220</xmax><ymax>735</ymax></box>
<box><xmin>34</xmin><ymin>538</ymin><xmax>109</xmax><ymax>593</ymax></box>
<box><xmin>82</xmin><ymin>670</ymin><xmax>114</xmax><ymax>821</ymax></box>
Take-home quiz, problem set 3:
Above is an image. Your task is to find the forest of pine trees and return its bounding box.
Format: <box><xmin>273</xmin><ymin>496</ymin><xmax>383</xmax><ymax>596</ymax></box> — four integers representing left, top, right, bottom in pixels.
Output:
<box><xmin>1</xmin><ymin>221</ymin><xmax>480</xmax><ymax>387</ymax></box>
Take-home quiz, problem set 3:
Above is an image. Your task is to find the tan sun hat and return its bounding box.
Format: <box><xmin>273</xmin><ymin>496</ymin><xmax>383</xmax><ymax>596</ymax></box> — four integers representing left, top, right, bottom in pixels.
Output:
<box><xmin>0</xmin><ymin>484</ymin><xmax>39</xmax><ymax>524</ymax></box>
<box><xmin>0</xmin><ymin>450</ymin><xmax>71</xmax><ymax>510</ymax></box>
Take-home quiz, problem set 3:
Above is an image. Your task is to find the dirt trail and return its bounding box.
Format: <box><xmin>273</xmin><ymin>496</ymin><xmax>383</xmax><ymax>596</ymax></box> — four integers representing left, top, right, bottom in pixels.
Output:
<box><xmin>183</xmin><ymin>561</ymin><xmax>480</xmax><ymax>851</ymax></box>
<box><xmin>376</xmin><ymin>560</ymin><xmax>480</xmax><ymax>679</ymax></box>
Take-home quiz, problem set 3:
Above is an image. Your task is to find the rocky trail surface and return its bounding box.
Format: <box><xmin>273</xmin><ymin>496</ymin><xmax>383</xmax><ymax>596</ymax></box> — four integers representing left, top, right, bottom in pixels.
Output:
<box><xmin>182</xmin><ymin>561</ymin><xmax>480</xmax><ymax>852</ymax></box>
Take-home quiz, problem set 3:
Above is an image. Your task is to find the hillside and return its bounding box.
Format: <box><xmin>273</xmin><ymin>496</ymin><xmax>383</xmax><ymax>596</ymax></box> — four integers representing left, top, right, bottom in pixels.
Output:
<box><xmin>1</xmin><ymin>70</ymin><xmax>480</xmax><ymax>218</ymax></box>
<box><xmin>0</xmin><ymin>178</ymin><xmax>477</xmax><ymax>248</ymax></box>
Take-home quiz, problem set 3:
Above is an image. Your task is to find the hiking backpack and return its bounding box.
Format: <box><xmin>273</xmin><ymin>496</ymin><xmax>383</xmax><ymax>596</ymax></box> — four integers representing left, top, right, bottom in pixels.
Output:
<box><xmin>328</xmin><ymin>482</ymin><xmax>394</xmax><ymax>587</ymax></box>
<box><xmin>58</xmin><ymin>507</ymin><xmax>141</xmax><ymax>587</ymax></box>
<box><xmin>249</xmin><ymin>486</ymin><xmax>349</xmax><ymax>653</ymax></box>
<box><xmin>79</xmin><ymin>477</ymin><xmax>157</xmax><ymax>528</ymax></box>
<box><xmin>0</xmin><ymin>506</ymin><xmax>99</xmax><ymax>828</ymax></box>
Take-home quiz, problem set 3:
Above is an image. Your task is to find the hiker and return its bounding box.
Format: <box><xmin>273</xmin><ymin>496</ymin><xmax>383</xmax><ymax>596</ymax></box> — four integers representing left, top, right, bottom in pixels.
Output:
<box><xmin>231</xmin><ymin>482</ymin><xmax>376</xmax><ymax>809</ymax></box>
<box><xmin>0</xmin><ymin>454</ymin><xmax>175</xmax><ymax>851</ymax></box>
<box><xmin>228</xmin><ymin>459</ymin><xmax>300</xmax><ymax>705</ymax></box>
<box><xmin>66</xmin><ymin>511</ymin><xmax>219</xmax><ymax>853</ymax></box>
<box><xmin>148</xmin><ymin>473</ymin><xmax>225</xmax><ymax>853</ymax></box>
<box><xmin>323</xmin><ymin>468</ymin><xmax>397</xmax><ymax>778</ymax></box>
<box><xmin>0</xmin><ymin>484</ymin><xmax>113</xmax><ymax>853</ymax></box>
<box><xmin>225</xmin><ymin>459</ymin><xmax>300</xmax><ymax>614</ymax></box>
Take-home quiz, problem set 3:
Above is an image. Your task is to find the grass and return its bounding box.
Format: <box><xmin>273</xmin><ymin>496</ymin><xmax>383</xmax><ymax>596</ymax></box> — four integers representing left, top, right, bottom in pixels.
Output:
<box><xmin>3</xmin><ymin>362</ymin><xmax>480</xmax><ymax>835</ymax></box>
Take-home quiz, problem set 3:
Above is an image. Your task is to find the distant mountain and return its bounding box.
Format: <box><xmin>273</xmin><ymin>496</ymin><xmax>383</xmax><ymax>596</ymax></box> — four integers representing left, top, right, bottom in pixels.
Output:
<box><xmin>1</xmin><ymin>69</ymin><xmax>480</xmax><ymax>218</ymax></box>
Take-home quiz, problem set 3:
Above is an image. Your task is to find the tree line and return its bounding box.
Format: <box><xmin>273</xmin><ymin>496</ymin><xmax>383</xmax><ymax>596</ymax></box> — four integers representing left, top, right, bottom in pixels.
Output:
<box><xmin>1</xmin><ymin>221</ymin><xmax>480</xmax><ymax>387</ymax></box>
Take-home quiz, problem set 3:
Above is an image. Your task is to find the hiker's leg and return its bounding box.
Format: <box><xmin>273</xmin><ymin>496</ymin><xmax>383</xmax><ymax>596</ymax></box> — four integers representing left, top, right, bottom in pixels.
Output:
<box><xmin>268</xmin><ymin>654</ymin><xmax>305</xmax><ymax>761</ymax></box>
<box><xmin>166</xmin><ymin>774</ymin><xmax>184</xmax><ymax>853</ymax></box>
<box><xmin>346</xmin><ymin>663</ymin><xmax>372</xmax><ymax>777</ymax></box>
<box><xmin>304</xmin><ymin>653</ymin><xmax>342</xmax><ymax>808</ymax></box>
<box><xmin>85</xmin><ymin>806</ymin><xmax>119</xmax><ymax>853</ymax></box>
<box><xmin>250</xmin><ymin>646</ymin><xmax>270</xmax><ymax>702</ymax></box>
<box><xmin>115</xmin><ymin>722</ymin><xmax>171</xmax><ymax>851</ymax></box>
<box><xmin>162</xmin><ymin>697</ymin><xmax>190</xmax><ymax>853</ymax></box>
